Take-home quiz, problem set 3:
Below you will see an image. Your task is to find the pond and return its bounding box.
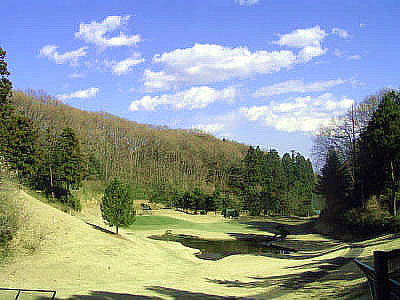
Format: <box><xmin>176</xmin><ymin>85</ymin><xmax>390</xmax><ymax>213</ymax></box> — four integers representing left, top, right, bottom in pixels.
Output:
<box><xmin>148</xmin><ymin>231</ymin><xmax>296</xmax><ymax>260</ymax></box>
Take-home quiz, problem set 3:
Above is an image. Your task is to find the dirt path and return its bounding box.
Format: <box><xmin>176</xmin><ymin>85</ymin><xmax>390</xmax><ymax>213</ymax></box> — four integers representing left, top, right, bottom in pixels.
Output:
<box><xmin>1</xmin><ymin>190</ymin><xmax>395</xmax><ymax>299</ymax></box>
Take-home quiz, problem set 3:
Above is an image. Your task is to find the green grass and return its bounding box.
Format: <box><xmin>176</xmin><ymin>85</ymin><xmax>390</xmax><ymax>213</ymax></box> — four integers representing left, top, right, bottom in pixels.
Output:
<box><xmin>128</xmin><ymin>215</ymin><xmax>249</xmax><ymax>233</ymax></box>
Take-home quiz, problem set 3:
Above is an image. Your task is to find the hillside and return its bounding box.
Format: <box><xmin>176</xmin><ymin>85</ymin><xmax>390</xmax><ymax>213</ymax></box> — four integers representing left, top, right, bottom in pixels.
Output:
<box><xmin>11</xmin><ymin>89</ymin><xmax>248</xmax><ymax>191</ymax></box>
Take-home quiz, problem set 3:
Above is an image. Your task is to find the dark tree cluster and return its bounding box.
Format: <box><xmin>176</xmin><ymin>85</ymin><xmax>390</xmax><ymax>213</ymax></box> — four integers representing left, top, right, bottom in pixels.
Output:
<box><xmin>230</xmin><ymin>147</ymin><xmax>314</xmax><ymax>216</ymax></box>
<box><xmin>313</xmin><ymin>89</ymin><xmax>400</xmax><ymax>235</ymax></box>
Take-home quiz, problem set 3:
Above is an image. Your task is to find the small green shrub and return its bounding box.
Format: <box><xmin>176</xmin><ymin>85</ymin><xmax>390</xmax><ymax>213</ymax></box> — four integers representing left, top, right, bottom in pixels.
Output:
<box><xmin>343</xmin><ymin>208</ymin><xmax>391</xmax><ymax>236</ymax></box>
<box><xmin>66</xmin><ymin>193</ymin><xmax>82</xmax><ymax>211</ymax></box>
<box><xmin>0</xmin><ymin>193</ymin><xmax>20</xmax><ymax>244</ymax></box>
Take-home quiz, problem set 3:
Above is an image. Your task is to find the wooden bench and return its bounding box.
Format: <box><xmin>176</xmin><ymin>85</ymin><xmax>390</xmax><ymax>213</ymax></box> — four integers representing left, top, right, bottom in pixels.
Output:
<box><xmin>354</xmin><ymin>249</ymin><xmax>400</xmax><ymax>299</ymax></box>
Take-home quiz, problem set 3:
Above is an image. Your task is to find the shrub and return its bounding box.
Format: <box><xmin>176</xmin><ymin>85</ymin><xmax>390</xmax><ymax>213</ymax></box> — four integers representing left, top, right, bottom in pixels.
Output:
<box><xmin>343</xmin><ymin>208</ymin><xmax>391</xmax><ymax>236</ymax></box>
<box><xmin>0</xmin><ymin>193</ymin><xmax>20</xmax><ymax>244</ymax></box>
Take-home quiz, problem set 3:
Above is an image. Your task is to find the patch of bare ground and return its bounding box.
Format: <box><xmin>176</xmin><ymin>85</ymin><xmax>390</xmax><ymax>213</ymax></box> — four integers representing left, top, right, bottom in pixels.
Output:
<box><xmin>1</xmin><ymin>191</ymin><xmax>398</xmax><ymax>299</ymax></box>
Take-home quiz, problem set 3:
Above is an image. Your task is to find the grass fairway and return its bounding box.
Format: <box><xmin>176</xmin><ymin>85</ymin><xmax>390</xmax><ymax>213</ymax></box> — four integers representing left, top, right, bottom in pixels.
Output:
<box><xmin>129</xmin><ymin>215</ymin><xmax>248</xmax><ymax>233</ymax></box>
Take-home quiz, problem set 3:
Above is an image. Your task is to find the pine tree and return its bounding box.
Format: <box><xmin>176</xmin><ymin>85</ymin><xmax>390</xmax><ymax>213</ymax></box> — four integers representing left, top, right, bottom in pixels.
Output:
<box><xmin>101</xmin><ymin>178</ymin><xmax>136</xmax><ymax>234</ymax></box>
<box><xmin>314</xmin><ymin>148</ymin><xmax>353</xmax><ymax>219</ymax></box>
<box><xmin>359</xmin><ymin>90</ymin><xmax>400</xmax><ymax>215</ymax></box>
<box><xmin>52</xmin><ymin>127</ymin><xmax>86</xmax><ymax>205</ymax></box>
<box><xmin>0</xmin><ymin>47</ymin><xmax>40</xmax><ymax>184</ymax></box>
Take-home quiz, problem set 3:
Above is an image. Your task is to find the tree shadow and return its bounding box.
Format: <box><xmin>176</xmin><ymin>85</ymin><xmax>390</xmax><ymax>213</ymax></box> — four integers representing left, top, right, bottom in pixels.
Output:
<box><xmin>237</xmin><ymin>217</ymin><xmax>317</xmax><ymax>235</ymax></box>
<box><xmin>84</xmin><ymin>222</ymin><xmax>133</xmax><ymax>242</ymax></box>
<box><xmin>227</xmin><ymin>232</ymin><xmax>344</xmax><ymax>257</ymax></box>
<box><xmin>85</xmin><ymin>222</ymin><xmax>116</xmax><ymax>236</ymax></box>
<box><xmin>146</xmin><ymin>286</ymin><xmax>252</xmax><ymax>299</ymax></box>
<box><xmin>205</xmin><ymin>250</ymin><xmax>369</xmax><ymax>299</ymax></box>
<box><xmin>34</xmin><ymin>290</ymin><xmax>163</xmax><ymax>300</ymax></box>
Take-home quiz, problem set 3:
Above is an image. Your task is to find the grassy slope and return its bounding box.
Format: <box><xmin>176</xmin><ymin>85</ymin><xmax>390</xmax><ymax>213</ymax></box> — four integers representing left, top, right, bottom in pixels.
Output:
<box><xmin>3</xmin><ymin>181</ymin><xmax>400</xmax><ymax>299</ymax></box>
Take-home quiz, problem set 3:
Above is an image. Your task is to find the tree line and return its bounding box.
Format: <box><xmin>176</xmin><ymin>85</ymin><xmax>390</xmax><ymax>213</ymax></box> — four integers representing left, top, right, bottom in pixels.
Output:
<box><xmin>150</xmin><ymin>146</ymin><xmax>314</xmax><ymax>216</ymax></box>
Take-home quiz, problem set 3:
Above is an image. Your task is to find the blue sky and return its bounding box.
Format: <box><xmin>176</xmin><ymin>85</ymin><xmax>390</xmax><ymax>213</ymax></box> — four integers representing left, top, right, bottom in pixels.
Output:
<box><xmin>2</xmin><ymin>0</ymin><xmax>400</xmax><ymax>159</ymax></box>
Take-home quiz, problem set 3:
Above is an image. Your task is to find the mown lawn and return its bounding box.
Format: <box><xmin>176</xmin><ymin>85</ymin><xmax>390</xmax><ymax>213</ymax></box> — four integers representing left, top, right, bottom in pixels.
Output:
<box><xmin>128</xmin><ymin>215</ymin><xmax>249</xmax><ymax>233</ymax></box>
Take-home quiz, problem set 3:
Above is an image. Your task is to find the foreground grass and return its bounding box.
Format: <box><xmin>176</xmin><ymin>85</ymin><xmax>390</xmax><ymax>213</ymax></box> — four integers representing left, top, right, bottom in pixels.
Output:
<box><xmin>128</xmin><ymin>215</ymin><xmax>249</xmax><ymax>233</ymax></box>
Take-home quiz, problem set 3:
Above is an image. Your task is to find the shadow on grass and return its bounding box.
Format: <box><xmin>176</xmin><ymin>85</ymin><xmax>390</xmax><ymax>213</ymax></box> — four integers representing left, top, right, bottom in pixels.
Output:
<box><xmin>84</xmin><ymin>222</ymin><xmax>134</xmax><ymax>243</ymax></box>
<box><xmin>237</xmin><ymin>217</ymin><xmax>316</xmax><ymax>235</ymax></box>
<box><xmin>85</xmin><ymin>222</ymin><xmax>116</xmax><ymax>235</ymax></box>
<box><xmin>146</xmin><ymin>286</ymin><xmax>252</xmax><ymax>299</ymax></box>
<box><xmin>227</xmin><ymin>232</ymin><xmax>346</xmax><ymax>258</ymax></box>
<box><xmin>34</xmin><ymin>288</ymin><xmax>252</xmax><ymax>300</ymax></box>
<box><xmin>35</xmin><ymin>290</ymin><xmax>163</xmax><ymax>300</ymax></box>
<box><xmin>205</xmin><ymin>247</ymin><xmax>368</xmax><ymax>299</ymax></box>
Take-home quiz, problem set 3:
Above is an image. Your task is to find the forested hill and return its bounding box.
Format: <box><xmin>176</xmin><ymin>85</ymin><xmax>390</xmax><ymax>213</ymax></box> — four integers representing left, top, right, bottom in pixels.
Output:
<box><xmin>5</xmin><ymin>89</ymin><xmax>314</xmax><ymax>216</ymax></box>
<box><xmin>10</xmin><ymin>89</ymin><xmax>248</xmax><ymax>190</ymax></box>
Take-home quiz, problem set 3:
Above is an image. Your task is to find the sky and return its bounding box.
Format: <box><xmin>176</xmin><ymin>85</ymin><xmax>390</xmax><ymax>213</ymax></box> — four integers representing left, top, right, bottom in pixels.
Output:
<box><xmin>1</xmin><ymin>0</ymin><xmax>400</xmax><ymax>160</ymax></box>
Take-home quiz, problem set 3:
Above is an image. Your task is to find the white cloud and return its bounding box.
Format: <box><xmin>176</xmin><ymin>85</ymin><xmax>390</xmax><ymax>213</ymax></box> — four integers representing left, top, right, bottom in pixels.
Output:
<box><xmin>332</xmin><ymin>28</ymin><xmax>351</xmax><ymax>39</ymax></box>
<box><xmin>192</xmin><ymin>123</ymin><xmax>225</xmax><ymax>134</ymax></box>
<box><xmin>105</xmin><ymin>53</ymin><xmax>145</xmax><ymax>75</ymax></box>
<box><xmin>273</xmin><ymin>26</ymin><xmax>327</xmax><ymax>49</ymax></box>
<box><xmin>240</xmin><ymin>93</ymin><xmax>354</xmax><ymax>133</ymax></box>
<box><xmin>347</xmin><ymin>55</ymin><xmax>361</xmax><ymax>60</ymax></box>
<box><xmin>298</xmin><ymin>45</ymin><xmax>327</xmax><ymax>63</ymax></box>
<box><xmin>57</xmin><ymin>87</ymin><xmax>99</xmax><ymax>101</ymax></box>
<box><xmin>272</xmin><ymin>26</ymin><xmax>328</xmax><ymax>63</ymax></box>
<box><xmin>129</xmin><ymin>86</ymin><xmax>236</xmax><ymax>111</ymax></box>
<box><xmin>75</xmin><ymin>16</ymin><xmax>141</xmax><ymax>49</ymax></box>
<box><xmin>40</xmin><ymin>45</ymin><xmax>88</xmax><ymax>65</ymax></box>
<box><xmin>360</xmin><ymin>23</ymin><xmax>367</xmax><ymax>28</ymax></box>
<box><xmin>144</xmin><ymin>43</ymin><xmax>297</xmax><ymax>90</ymax></box>
<box><xmin>253</xmin><ymin>78</ymin><xmax>345</xmax><ymax>97</ymax></box>
<box><xmin>235</xmin><ymin>0</ymin><xmax>259</xmax><ymax>6</ymax></box>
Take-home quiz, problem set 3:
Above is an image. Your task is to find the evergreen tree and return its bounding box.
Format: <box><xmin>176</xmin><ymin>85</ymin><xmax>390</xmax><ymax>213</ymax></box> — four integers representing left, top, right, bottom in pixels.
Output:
<box><xmin>0</xmin><ymin>48</ymin><xmax>12</xmax><ymax>105</ymax></box>
<box><xmin>52</xmin><ymin>127</ymin><xmax>86</xmax><ymax>203</ymax></box>
<box><xmin>314</xmin><ymin>148</ymin><xmax>353</xmax><ymax>219</ymax></box>
<box><xmin>101</xmin><ymin>178</ymin><xmax>136</xmax><ymax>234</ymax></box>
<box><xmin>359</xmin><ymin>90</ymin><xmax>400</xmax><ymax>215</ymax></box>
<box><xmin>0</xmin><ymin>47</ymin><xmax>40</xmax><ymax>184</ymax></box>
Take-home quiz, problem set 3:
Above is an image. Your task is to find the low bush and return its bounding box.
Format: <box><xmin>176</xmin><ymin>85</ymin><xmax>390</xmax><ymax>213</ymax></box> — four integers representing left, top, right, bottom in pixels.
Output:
<box><xmin>0</xmin><ymin>193</ymin><xmax>20</xmax><ymax>245</ymax></box>
<box><xmin>343</xmin><ymin>208</ymin><xmax>391</xmax><ymax>236</ymax></box>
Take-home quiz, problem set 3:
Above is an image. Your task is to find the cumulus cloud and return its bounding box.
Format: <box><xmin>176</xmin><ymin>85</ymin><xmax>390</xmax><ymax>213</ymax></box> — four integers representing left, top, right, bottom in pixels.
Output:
<box><xmin>240</xmin><ymin>93</ymin><xmax>354</xmax><ymax>133</ymax></box>
<box><xmin>40</xmin><ymin>45</ymin><xmax>88</xmax><ymax>65</ymax></box>
<box><xmin>105</xmin><ymin>53</ymin><xmax>145</xmax><ymax>75</ymax></box>
<box><xmin>144</xmin><ymin>43</ymin><xmax>297</xmax><ymax>90</ymax></box>
<box><xmin>253</xmin><ymin>78</ymin><xmax>345</xmax><ymax>97</ymax></box>
<box><xmin>235</xmin><ymin>0</ymin><xmax>259</xmax><ymax>6</ymax></box>
<box><xmin>331</xmin><ymin>27</ymin><xmax>351</xmax><ymax>39</ymax></box>
<box><xmin>192</xmin><ymin>123</ymin><xmax>225</xmax><ymax>134</ymax></box>
<box><xmin>273</xmin><ymin>26</ymin><xmax>328</xmax><ymax>63</ymax></box>
<box><xmin>57</xmin><ymin>87</ymin><xmax>99</xmax><ymax>101</ymax></box>
<box><xmin>129</xmin><ymin>86</ymin><xmax>236</xmax><ymax>111</ymax></box>
<box><xmin>273</xmin><ymin>26</ymin><xmax>327</xmax><ymax>48</ymax></box>
<box><xmin>75</xmin><ymin>16</ymin><xmax>141</xmax><ymax>49</ymax></box>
